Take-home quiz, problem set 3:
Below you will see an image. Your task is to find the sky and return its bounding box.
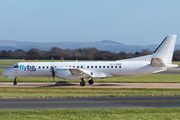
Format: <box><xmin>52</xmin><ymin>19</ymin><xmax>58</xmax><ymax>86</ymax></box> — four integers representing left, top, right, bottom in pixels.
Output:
<box><xmin>0</xmin><ymin>0</ymin><xmax>180</xmax><ymax>45</ymax></box>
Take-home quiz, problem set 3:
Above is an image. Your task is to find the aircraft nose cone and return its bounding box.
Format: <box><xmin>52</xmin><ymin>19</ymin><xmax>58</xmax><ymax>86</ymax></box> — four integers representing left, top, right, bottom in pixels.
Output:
<box><xmin>2</xmin><ymin>71</ymin><xmax>7</xmax><ymax>76</ymax></box>
<box><xmin>2</xmin><ymin>72</ymin><xmax>5</xmax><ymax>76</ymax></box>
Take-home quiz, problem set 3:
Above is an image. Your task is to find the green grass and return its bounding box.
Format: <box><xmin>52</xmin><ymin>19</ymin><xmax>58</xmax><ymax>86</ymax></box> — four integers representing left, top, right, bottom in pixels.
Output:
<box><xmin>172</xmin><ymin>61</ymin><xmax>180</xmax><ymax>67</ymax></box>
<box><xmin>0</xmin><ymin>88</ymin><xmax>180</xmax><ymax>98</ymax></box>
<box><xmin>0</xmin><ymin>108</ymin><xmax>180</xmax><ymax>120</ymax></box>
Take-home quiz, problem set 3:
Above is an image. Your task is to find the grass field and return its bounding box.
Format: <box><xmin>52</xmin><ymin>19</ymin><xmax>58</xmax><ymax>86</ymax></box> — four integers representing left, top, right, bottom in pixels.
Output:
<box><xmin>0</xmin><ymin>87</ymin><xmax>180</xmax><ymax>98</ymax></box>
<box><xmin>0</xmin><ymin>108</ymin><xmax>180</xmax><ymax>120</ymax></box>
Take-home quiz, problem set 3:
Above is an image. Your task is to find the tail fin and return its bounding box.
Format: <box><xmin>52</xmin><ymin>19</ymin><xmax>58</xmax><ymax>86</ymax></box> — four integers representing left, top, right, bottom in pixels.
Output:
<box><xmin>152</xmin><ymin>34</ymin><xmax>177</xmax><ymax>64</ymax></box>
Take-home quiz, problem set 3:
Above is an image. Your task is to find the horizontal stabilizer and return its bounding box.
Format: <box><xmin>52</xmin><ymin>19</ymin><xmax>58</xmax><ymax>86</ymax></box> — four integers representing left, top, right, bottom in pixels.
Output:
<box><xmin>150</xmin><ymin>58</ymin><xmax>166</xmax><ymax>67</ymax></box>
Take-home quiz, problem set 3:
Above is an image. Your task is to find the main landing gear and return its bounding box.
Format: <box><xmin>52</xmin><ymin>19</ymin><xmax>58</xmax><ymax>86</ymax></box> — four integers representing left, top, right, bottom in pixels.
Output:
<box><xmin>13</xmin><ymin>77</ymin><xmax>17</xmax><ymax>85</ymax></box>
<box><xmin>80</xmin><ymin>78</ymin><xmax>86</xmax><ymax>86</ymax></box>
<box><xmin>88</xmin><ymin>79</ymin><xmax>94</xmax><ymax>85</ymax></box>
<box><xmin>80</xmin><ymin>78</ymin><xmax>94</xmax><ymax>86</ymax></box>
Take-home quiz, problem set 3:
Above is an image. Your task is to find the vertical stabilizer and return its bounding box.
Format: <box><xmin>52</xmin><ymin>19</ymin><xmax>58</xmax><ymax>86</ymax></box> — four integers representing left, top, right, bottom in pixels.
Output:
<box><xmin>152</xmin><ymin>34</ymin><xmax>177</xmax><ymax>64</ymax></box>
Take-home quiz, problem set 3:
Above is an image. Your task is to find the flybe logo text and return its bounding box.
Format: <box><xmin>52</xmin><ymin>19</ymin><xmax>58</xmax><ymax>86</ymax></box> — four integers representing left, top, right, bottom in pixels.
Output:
<box><xmin>20</xmin><ymin>65</ymin><xmax>36</xmax><ymax>71</ymax></box>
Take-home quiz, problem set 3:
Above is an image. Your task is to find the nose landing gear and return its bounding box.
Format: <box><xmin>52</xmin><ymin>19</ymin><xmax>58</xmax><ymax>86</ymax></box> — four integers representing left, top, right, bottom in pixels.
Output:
<box><xmin>13</xmin><ymin>77</ymin><xmax>17</xmax><ymax>85</ymax></box>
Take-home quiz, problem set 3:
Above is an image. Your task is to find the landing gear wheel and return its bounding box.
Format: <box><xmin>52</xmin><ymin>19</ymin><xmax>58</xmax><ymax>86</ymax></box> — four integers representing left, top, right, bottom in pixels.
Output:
<box><xmin>88</xmin><ymin>79</ymin><xmax>94</xmax><ymax>85</ymax></box>
<box><xmin>80</xmin><ymin>81</ymin><xmax>86</xmax><ymax>86</ymax></box>
<box><xmin>13</xmin><ymin>77</ymin><xmax>17</xmax><ymax>85</ymax></box>
<box><xmin>80</xmin><ymin>78</ymin><xmax>86</xmax><ymax>86</ymax></box>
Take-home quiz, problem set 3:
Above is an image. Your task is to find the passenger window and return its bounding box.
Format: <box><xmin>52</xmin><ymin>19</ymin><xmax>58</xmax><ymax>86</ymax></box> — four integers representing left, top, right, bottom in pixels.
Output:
<box><xmin>91</xmin><ymin>66</ymin><xmax>93</xmax><ymax>68</ymax></box>
<box><xmin>81</xmin><ymin>66</ymin><xmax>83</xmax><ymax>68</ymax></box>
<box><xmin>87</xmin><ymin>66</ymin><xmax>89</xmax><ymax>68</ymax></box>
<box><xmin>99</xmin><ymin>66</ymin><xmax>101</xmax><ymax>68</ymax></box>
<box><xmin>47</xmin><ymin>66</ymin><xmax>49</xmax><ymax>69</ymax></box>
<box><xmin>111</xmin><ymin>66</ymin><xmax>113</xmax><ymax>68</ymax></box>
<box><xmin>115</xmin><ymin>66</ymin><xmax>117</xmax><ymax>68</ymax></box>
<box><xmin>43</xmin><ymin>66</ymin><xmax>44</xmax><ymax>69</ymax></box>
<box><xmin>107</xmin><ymin>66</ymin><xmax>109</xmax><ymax>68</ymax></box>
<box><xmin>77</xmin><ymin>66</ymin><xmax>79</xmax><ymax>68</ymax></box>
<box><xmin>119</xmin><ymin>66</ymin><xmax>121</xmax><ymax>68</ymax></box>
<box><xmin>95</xmin><ymin>66</ymin><xmax>97</xmax><ymax>68</ymax></box>
<box><xmin>69</xmin><ymin>66</ymin><xmax>71</xmax><ymax>68</ymax></box>
<box><xmin>103</xmin><ymin>66</ymin><xmax>105</xmax><ymax>68</ymax></box>
<box><xmin>73</xmin><ymin>66</ymin><xmax>75</xmax><ymax>68</ymax></box>
<box><xmin>39</xmin><ymin>66</ymin><xmax>41</xmax><ymax>69</ymax></box>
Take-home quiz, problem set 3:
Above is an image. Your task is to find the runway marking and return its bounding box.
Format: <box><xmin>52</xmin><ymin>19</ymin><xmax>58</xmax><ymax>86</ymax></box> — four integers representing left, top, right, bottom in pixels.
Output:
<box><xmin>1</xmin><ymin>100</ymin><xmax>180</xmax><ymax>104</ymax></box>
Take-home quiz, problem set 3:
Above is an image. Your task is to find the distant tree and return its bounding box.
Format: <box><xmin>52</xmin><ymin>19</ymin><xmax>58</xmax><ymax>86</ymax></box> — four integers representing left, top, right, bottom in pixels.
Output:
<box><xmin>49</xmin><ymin>47</ymin><xmax>64</xmax><ymax>59</ymax></box>
<box><xmin>127</xmin><ymin>52</ymin><xmax>134</xmax><ymax>58</ymax></box>
<box><xmin>134</xmin><ymin>51</ymin><xmax>140</xmax><ymax>57</ymax></box>
<box><xmin>15</xmin><ymin>49</ymin><xmax>25</xmax><ymax>52</ymax></box>
<box><xmin>26</xmin><ymin>48</ymin><xmax>41</xmax><ymax>59</ymax></box>
<box><xmin>7</xmin><ymin>50</ymin><xmax>13</xmax><ymax>53</ymax></box>
<box><xmin>140</xmin><ymin>49</ymin><xmax>152</xmax><ymax>56</ymax></box>
<box><xmin>173</xmin><ymin>50</ymin><xmax>180</xmax><ymax>61</ymax></box>
<box><xmin>118</xmin><ymin>51</ymin><xmax>127</xmax><ymax>60</ymax></box>
<box><xmin>0</xmin><ymin>47</ymin><xmax>179</xmax><ymax>61</ymax></box>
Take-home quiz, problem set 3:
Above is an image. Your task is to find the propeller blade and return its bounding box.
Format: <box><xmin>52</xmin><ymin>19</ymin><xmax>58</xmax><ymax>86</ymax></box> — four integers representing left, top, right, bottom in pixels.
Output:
<box><xmin>51</xmin><ymin>66</ymin><xmax>55</xmax><ymax>81</ymax></box>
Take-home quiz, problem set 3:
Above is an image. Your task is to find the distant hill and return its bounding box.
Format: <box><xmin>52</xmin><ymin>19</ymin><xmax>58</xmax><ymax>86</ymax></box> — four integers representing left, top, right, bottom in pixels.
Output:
<box><xmin>0</xmin><ymin>39</ymin><xmax>180</xmax><ymax>53</ymax></box>
<box><xmin>101</xmin><ymin>40</ymin><xmax>124</xmax><ymax>45</ymax></box>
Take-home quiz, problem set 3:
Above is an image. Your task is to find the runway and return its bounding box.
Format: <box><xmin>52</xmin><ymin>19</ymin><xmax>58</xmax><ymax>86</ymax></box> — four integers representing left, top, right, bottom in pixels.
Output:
<box><xmin>0</xmin><ymin>96</ymin><xmax>180</xmax><ymax>109</ymax></box>
<box><xmin>1</xmin><ymin>82</ymin><xmax>180</xmax><ymax>88</ymax></box>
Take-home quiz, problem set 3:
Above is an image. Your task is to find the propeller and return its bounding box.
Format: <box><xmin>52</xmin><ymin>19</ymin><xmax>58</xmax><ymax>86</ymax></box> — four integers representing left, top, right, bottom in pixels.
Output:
<box><xmin>51</xmin><ymin>66</ymin><xmax>55</xmax><ymax>81</ymax></box>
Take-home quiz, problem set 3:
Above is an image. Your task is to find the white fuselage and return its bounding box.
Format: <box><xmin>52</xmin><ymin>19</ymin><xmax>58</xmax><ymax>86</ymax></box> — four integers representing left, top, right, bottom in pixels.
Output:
<box><xmin>3</xmin><ymin>61</ymin><xmax>163</xmax><ymax>80</ymax></box>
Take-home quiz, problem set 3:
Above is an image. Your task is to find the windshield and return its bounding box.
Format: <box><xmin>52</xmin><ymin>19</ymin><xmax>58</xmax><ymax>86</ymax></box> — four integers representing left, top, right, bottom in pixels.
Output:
<box><xmin>12</xmin><ymin>64</ymin><xmax>19</xmax><ymax>68</ymax></box>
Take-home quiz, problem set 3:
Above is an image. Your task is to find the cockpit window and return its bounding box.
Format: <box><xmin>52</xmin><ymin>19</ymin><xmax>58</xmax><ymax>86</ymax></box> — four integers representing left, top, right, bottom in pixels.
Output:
<box><xmin>13</xmin><ymin>64</ymin><xmax>18</xmax><ymax>68</ymax></box>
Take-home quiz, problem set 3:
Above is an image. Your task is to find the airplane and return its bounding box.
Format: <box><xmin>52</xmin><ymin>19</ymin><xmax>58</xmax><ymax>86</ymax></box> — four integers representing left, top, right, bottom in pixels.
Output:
<box><xmin>2</xmin><ymin>34</ymin><xmax>178</xmax><ymax>86</ymax></box>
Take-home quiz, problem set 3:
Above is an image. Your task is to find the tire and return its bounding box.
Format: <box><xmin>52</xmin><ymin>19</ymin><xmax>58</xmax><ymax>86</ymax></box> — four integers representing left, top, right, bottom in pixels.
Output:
<box><xmin>13</xmin><ymin>82</ymin><xmax>17</xmax><ymax>85</ymax></box>
<box><xmin>80</xmin><ymin>82</ymin><xmax>85</xmax><ymax>86</ymax></box>
<box><xmin>88</xmin><ymin>79</ymin><xmax>94</xmax><ymax>85</ymax></box>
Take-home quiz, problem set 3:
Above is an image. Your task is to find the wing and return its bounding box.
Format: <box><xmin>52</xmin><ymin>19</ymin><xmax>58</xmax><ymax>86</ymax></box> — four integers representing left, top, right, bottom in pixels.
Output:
<box><xmin>69</xmin><ymin>68</ymin><xmax>93</xmax><ymax>80</ymax></box>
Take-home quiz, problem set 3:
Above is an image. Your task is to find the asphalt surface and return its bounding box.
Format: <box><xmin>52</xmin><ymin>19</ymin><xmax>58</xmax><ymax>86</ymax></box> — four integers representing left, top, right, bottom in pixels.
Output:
<box><xmin>1</xmin><ymin>82</ymin><xmax>180</xmax><ymax>88</ymax></box>
<box><xmin>0</xmin><ymin>96</ymin><xmax>180</xmax><ymax>109</ymax></box>
<box><xmin>0</xmin><ymin>65</ymin><xmax>11</xmax><ymax>69</ymax></box>
<box><xmin>0</xmin><ymin>66</ymin><xmax>180</xmax><ymax>110</ymax></box>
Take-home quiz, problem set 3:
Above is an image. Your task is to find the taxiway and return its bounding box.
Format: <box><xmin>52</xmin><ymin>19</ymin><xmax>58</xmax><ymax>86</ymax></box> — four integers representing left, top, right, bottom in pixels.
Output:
<box><xmin>0</xmin><ymin>96</ymin><xmax>180</xmax><ymax>109</ymax></box>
